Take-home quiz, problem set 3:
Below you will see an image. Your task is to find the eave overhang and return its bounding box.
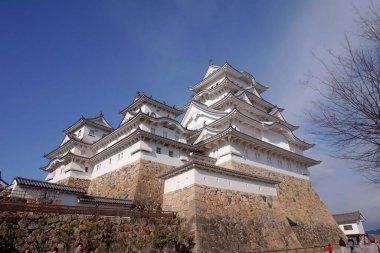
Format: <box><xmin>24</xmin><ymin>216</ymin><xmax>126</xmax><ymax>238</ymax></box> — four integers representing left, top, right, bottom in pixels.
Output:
<box><xmin>193</xmin><ymin>76</ymin><xmax>242</xmax><ymax>101</ymax></box>
<box><xmin>190</xmin><ymin>62</ymin><xmax>268</xmax><ymax>94</ymax></box>
<box><xmin>14</xmin><ymin>177</ymin><xmax>86</xmax><ymax>194</ymax></box>
<box><xmin>204</xmin><ymin>108</ymin><xmax>313</xmax><ymax>150</ymax></box>
<box><xmin>197</xmin><ymin>127</ymin><xmax>320</xmax><ymax>167</ymax></box>
<box><xmin>95</xmin><ymin>111</ymin><xmax>196</xmax><ymax>150</ymax></box>
<box><xmin>119</xmin><ymin>94</ymin><xmax>182</xmax><ymax>116</ymax></box>
<box><xmin>44</xmin><ymin>139</ymin><xmax>91</xmax><ymax>160</ymax></box>
<box><xmin>41</xmin><ymin>152</ymin><xmax>89</xmax><ymax>172</ymax></box>
<box><xmin>159</xmin><ymin>160</ymin><xmax>280</xmax><ymax>184</ymax></box>
<box><xmin>90</xmin><ymin>128</ymin><xmax>201</xmax><ymax>164</ymax></box>
<box><xmin>181</xmin><ymin>100</ymin><xmax>228</xmax><ymax>127</ymax></box>
<box><xmin>210</xmin><ymin>93</ymin><xmax>299</xmax><ymax>131</ymax></box>
<box><xmin>63</xmin><ymin>116</ymin><xmax>113</xmax><ymax>134</ymax></box>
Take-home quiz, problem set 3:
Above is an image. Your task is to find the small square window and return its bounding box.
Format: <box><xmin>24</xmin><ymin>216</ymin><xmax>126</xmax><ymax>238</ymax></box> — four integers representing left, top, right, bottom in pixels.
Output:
<box><xmin>156</xmin><ymin>147</ymin><xmax>161</xmax><ymax>154</ymax></box>
<box><xmin>343</xmin><ymin>225</ymin><xmax>353</xmax><ymax>231</ymax></box>
<box><xmin>89</xmin><ymin>130</ymin><xmax>95</xmax><ymax>137</ymax></box>
<box><xmin>169</xmin><ymin>150</ymin><xmax>174</xmax><ymax>157</ymax></box>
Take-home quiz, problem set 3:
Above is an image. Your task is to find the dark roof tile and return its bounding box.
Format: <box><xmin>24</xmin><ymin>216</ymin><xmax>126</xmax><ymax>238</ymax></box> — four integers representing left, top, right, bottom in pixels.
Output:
<box><xmin>332</xmin><ymin>211</ymin><xmax>365</xmax><ymax>224</ymax></box>
<box><xmin>78</xmin><ymin>195</ymin><xmax>134</xmax><ymax>206</ymax></box>
<box><xmin>15</xmin><ymin>177</ymin><xmax>86</xmax><ymax>194</ymax></box>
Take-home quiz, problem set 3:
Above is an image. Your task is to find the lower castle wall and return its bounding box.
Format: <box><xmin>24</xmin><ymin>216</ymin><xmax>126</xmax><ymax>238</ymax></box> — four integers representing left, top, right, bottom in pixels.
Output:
<box><xmin>56</xmin><ymin>177</ymin><xmax>91</xmax><ymax>191</ymax></box>
<box><xmin>163</xmin><ymin>184</ymin><xmax>301</xmax><ymax>253</ymax></box>
<box><xmin>219</xmin><ymin>161</ymin><xmax>345</xmax><ymax>247</ymax></box>
<box><xmin>86</xmin><ymin>159</ymin><xmax>172</xmax><ymax>209</ymax></box>
<box><xmin>0</xmin><ymin>211</ymin><xmax>190</xmax><ymax>253</ymax></box>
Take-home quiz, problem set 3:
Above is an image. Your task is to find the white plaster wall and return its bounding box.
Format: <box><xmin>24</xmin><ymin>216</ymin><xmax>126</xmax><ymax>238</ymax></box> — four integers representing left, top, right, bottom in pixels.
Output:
<box><xmin>46</xmin><ymin>171</ymin><xmax>55</xmax><ymax>181</ymax></box>
<box><xmin>91</xmin><ymin>140</ymin><xmax>188</xmax><ymax>179</ymax></box>
<box><xmin>50</xmin><ymin>163</ymin><xmax>91</xmax><ymax>183</ymax></box>
<box><xmin>120</xmin><ymin>112</ymin><xmax>135</xmax><ymax>125</ymax></box>
<box><xmin>12</xmin><ymin>184</ymin><xmax>80</xmax><ymax>206</ymax></box>
<box><xmin>141</xmin><ymin>104</ymin><xmax>176</xmax><ymax>119</ymax></box>
<box><xmin>185</xmin><ymin>107</ymin><xmax>224</xmax><ymax>130</ymax></box>
<box><xmin>202</xmin><ymin>90</ymin><xmax>230</xmax><ymax>107</ymax></box>
<box><xmin>338</xmin><ymin>222</ymin><xmax>365</xmax><ymax>235</ymax></box>
<box><xmin>147</xmin><ymin>123</ymin><xmax>187</xmax><ymax>143</ymax></box>
<box><xmin>289</xmin><ymin>144</ymin><xmax>303</xmax><ymax>155</ymax></box>
<box><xmin>163</xmin><ymin>168</ymin><xmax>277</xmax><ymax>196</ymax></box>
<box><xmin>228</xmin><ymin>75</ymin><xmax>250</xmax><ymax>89</ymax></box>
<box><xmin>262</xmin><ymin>130</ymin><xmax>290</xmax><ymax>150</ymax></box>
<box><xmin>97</xmin><ymin>127</ymin><xmax>137</xmax><ymax>153</ymax></box>
<box><xmin>357</xmin><ymin>221</ymin><xmax>366</xmax><ymax>234</ymax></box>
<box><xmin>81</xmin><ymin>125</ymin><xmax>109</xmax><ymax>144</ymax></box>
<box><xmin>215</xmin><ymin>153</ymin><xmax>310</xmax><ymax>180</ymax></box>
<box><xmin>59</xmin><ymin>193</ymin><xmax>80</xmax><ymax>206</ymax></box>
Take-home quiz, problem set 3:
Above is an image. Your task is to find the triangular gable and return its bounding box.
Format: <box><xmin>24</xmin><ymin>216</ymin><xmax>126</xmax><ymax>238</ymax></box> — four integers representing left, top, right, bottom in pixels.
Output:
<box><xmin>60</xmin><ymin>135</ymin><xmax>71</xmax><ymax>146</ymax></box>
<box><xmin>181</xmin><ymin>102</ymin><xmax>227</xmax><ymax>130</ymax></box>
<box><xmin>193</xmin><ymin>127</ymin><xmax>226</xmax><ymax>144</ymax></box>
<box><xmin>203</xmin><ymin>64</ymin><xmax>220</xmax><ymax>79</ymax></box>
<box><xmin>120</xmin><ymin>112</ymin><xmax>135</xmax><ymax>126</ymax></box>
<box><xmin>88</xmin><ymin>116</ymin><xmax>112</xmax><ymax>129</ymax></box>
<box><xmin>236</xmin><ymin>92</ymin><xmax>252</xmax><ymax>105</ymax></box>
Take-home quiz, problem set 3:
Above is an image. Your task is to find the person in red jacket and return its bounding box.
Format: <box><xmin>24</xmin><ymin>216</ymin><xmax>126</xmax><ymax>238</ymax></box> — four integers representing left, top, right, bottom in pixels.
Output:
<box><xmin>327</xmin><ymin>244</ymin><xmax>333</xmax><ymax>253</ymax></box>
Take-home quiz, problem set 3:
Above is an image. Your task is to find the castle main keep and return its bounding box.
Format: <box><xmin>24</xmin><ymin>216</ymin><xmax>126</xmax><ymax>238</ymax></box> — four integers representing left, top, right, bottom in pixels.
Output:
<box><xmin>42</xmin><ymin>62</ymin><xmax>343</xmax><ymax>252</ymax></box>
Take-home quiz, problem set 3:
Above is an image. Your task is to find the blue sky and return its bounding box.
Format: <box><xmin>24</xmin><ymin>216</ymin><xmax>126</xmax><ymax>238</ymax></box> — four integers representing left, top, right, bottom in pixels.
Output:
<box><xmin>1</xmin><ymin>1</ymin><xmax>379</xmax><ymax>229</ymax></box>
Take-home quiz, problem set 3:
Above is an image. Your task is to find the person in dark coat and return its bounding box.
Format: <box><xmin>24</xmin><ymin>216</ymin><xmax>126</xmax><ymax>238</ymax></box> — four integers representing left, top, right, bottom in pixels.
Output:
<box><xmin>339</xmin><ymin>237</ymin><xmax>347</xmax><ymax>253</ymax></box>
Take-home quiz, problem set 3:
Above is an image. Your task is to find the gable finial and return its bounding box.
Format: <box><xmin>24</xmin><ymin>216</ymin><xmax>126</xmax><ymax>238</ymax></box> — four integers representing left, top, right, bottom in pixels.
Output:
<box><xmin>208</xmin><ymin>59</ymin><xmax>213</xmax><ymax>66</ymax></box>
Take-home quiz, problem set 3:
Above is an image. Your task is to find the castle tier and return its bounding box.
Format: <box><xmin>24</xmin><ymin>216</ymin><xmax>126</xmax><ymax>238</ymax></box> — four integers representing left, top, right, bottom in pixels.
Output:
<box><xmin>42</xmin><ymin>61</ymin><xmax>343</xmax><ymax>252</ymax></box>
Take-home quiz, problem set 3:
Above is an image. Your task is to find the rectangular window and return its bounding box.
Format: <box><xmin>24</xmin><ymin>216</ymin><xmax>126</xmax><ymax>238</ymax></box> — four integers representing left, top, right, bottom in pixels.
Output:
<box><xmin>175</xmin><ymin>135</ymin><xmax>179</xmax><ymax>141</ymax></box>
<box><xmin>163</xmin><ymin>131</ymin><xmax>167</xmax><ymax>138</ymax></box>
<box><xmin>156</xmin><ymin>147</ymin><xmax>161</xmax><ymax>154</ymax></box>
<box><xmin>109</xmin><ymin>158</ymin><xmax>112</xmax><ymax>164</ymax></box>
<box><xmin>151</xmin><ymin>128</ymin><xmax>155</xmax><ymax>134</ymax></box>
<box><xmin>89</xmin><ymin>130</ymin><xmax>95</xmax><ymax>137</ymax></box>
<box><xmin>96</xmin><ymin>164</ymin><xmax>101</xmax><ymax>171</ymax></box>
<box><xmin>169</xmin><ymin>150</ymin><xmax>174</xmax><ymax>157</ymax></box>
<box><xmin>343</xmin><ymin>225</ymin><xmax>353</xmax><ymax>231</ymax></box>
<box><xmin>85</xmin><ymin>167</ymin><xmax>88</xmax><ymax>173</ymax></box>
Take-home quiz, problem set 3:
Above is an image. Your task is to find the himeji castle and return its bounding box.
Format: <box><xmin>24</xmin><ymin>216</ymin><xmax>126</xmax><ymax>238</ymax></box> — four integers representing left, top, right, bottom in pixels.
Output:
<box><xmin>31</xmin><ymin>61</ymin><xmax>343</xmax><ymax>252</ymax></box>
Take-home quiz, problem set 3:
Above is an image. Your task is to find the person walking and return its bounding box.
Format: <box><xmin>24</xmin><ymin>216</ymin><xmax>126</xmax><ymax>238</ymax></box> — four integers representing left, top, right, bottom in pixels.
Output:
<box><xmin>339</xmin><ymin>237</ymin><xmax>347</xmax><ymax>253</ymax></box>
<box><xmin>348</xmin><ymin>238</ymin><xmax>355</xmax><ymax>253</ymax></box>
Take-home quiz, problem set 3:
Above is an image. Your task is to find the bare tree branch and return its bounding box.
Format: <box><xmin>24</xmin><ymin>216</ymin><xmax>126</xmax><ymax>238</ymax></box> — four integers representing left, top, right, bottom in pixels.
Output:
<box><xmin>309</xmin><ymin>5</ymin><xmax>380</xmax><ymax>183</ymax></box>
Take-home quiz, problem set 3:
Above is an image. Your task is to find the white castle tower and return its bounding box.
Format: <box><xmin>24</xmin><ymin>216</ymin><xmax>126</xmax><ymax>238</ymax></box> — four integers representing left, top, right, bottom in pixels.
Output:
<box><xmin>41</xmin><ymin>61</ymin><xmax>343</xmax><ymax>252</ymax></box>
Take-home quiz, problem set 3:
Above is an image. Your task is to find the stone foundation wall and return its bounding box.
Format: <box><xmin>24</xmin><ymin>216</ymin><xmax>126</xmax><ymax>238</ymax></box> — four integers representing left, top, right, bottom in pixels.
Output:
<box><xmin>219</xmin><ymin>161</ymin><xmax>345</xmax><ymax>247</ymax></box>
<box><xmin>87</xmin><ymin>160</ymin><xmax>141</xmax><ymax>199</ymax></box>
<box><xmin>0</xmin><ymin>211</ymin><xmax>192</xmax><ymax>253</ymax></box>
<box><xmin>87</xmin><ymin>159</ymin><xmax>172</xmax><ymax>209</ymax></box>
<box><xmin>133</xmin><ymin>160</ymin><xmax>173</xmax><ymax>209</ymax></box>
<box><xmin>56</xmin><ymin>177</ymin><xmax>91</xmax><ymax>190</ymax></box>
<box><xmin>163</xmin><ymin>184</ymin><xmax>302</xmax><ymax>253</ymax></box>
